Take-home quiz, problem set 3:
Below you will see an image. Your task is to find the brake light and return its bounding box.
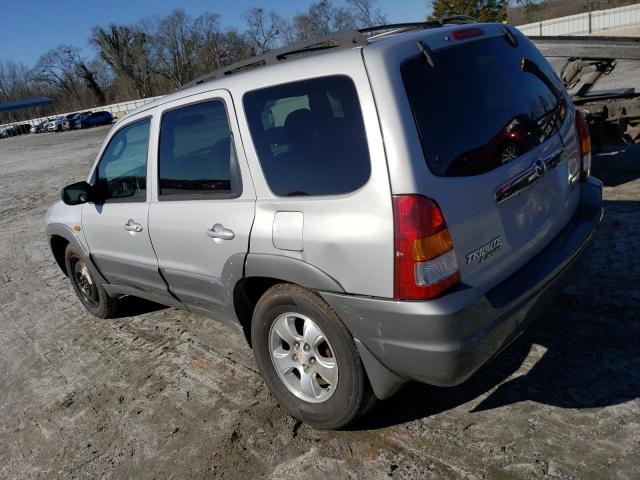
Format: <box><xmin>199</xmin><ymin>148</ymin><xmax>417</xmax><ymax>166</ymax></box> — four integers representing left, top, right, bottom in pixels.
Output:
<box><xmin>393</xmin><ymin>195</ymin><xmax>460</xmax><ymax>300</ymax></box>
<box><xmin>575</xmin><ymin>110</ymin><xmax>591</xmax><ymax>181</ymax></box>
<box><xmin>452</xmin><ymin>28</ymin><xmax>485</xmax><ymax>41</ymax></box>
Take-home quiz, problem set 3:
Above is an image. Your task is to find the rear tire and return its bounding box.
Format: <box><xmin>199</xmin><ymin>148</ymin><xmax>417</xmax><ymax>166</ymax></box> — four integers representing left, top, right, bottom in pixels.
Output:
<box><xmin>251</xmin><ymin>284</ymin><xmax>375</xmax><ymax>429</ymax></box>
<box><xmin>64</xmin><ymin>244</ymin><xmax>118</xmax><ymax>318</ymax></box>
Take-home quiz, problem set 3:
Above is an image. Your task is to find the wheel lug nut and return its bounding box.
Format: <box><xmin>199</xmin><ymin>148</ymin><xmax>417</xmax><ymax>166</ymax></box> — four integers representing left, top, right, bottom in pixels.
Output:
<box><xmin>309</xmin><ymin>357</ymin><xmax>316</xmax><ymax>365</ymax></box>
<box><xmin>292</xmin><ymin>354</ymin><xmax>298</xmax><ymax>362</ymax></box>
<box><xmin>303</xmin><ymin>344</ymin><xmax>311</xmax><ymax>352</ymax></box>
<box><xmin>294</xmin><ymin>342</ymin><xmax>300</xmax><ymax>350</ymax></box>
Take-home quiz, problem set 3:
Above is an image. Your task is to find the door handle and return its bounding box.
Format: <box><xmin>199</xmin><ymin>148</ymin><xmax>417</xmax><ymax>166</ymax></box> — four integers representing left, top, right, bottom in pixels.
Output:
<box><xmin>124</xmin><ymin>219</ymin><xmax>143</xmax><ymax>233</ymax></box>
<box><xmin>207</xmin><ymin>223</ymin><xmax>235</xmax><ymax>240</ymax></box>
<box><xmin>495</xmin><ymin>159</ymin><xmax>546</xmax><ymax>204</ymax></box>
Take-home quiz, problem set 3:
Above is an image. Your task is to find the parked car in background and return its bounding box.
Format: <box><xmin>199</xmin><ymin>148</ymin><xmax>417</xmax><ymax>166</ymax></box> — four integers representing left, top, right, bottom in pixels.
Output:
<box><xmin>47</xmin><ymin>115</ymin><xmax>71</xmax><ymax>132</ymax></box>
<box><xmin>47</xmin><ymin>22</ymin><xmax>603</xmax><ymax>429</ymax></box>
<box><xmin>62</xmin><ymin>112</ymin><xmax>84</xmax><ymax>131</ymax></box>
<box><xmin>31</xmin><ymin>120</ymin><xmax>50</xmax><ymax>134</ymax></box>
<box><xmin>75</xmin><ymin>111</ymin><xmax>113</xmax><ymax>129</ymax></box>
<box><xmin>0</xmin><ymin>123</ymin><xmax>31</xmax><ymax>137</ymax></box>
<box><xmin>69</xmin><ymin>112</ymin><xmax>93</xmax><ymax>129</ymax></box>
<box><xmin>17</xmin><ymin>123</ymin><xmax>32</xmax><ymax>135</ymax></box>
<box><xmin>2</xmin><ymin>125</ymin><xmax>19</xmax><ymax>138</ymax></box>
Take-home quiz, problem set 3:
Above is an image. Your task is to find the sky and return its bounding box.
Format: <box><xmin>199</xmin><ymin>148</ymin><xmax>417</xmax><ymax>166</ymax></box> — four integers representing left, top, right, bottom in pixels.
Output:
<box><xmin>0</xmin><ymin>0</ymin><xmax>430</xmax><ymax>67</ymax></box>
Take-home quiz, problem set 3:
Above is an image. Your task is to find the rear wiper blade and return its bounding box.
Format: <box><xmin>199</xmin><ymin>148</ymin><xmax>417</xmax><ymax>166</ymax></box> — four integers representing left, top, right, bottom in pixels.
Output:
<box><xmin>521</xmin><ymin>57</ymin><xmax>563</xmax><ymax>102</ymax></box>
<box><xmin>502</xmin><ymin>25</ymin><xmax>518</xmax><ymax>47</ymax></box>
<box><xmin>417</xmin><ymin>40</ymin><xmax>435</xmax><ymax>67</ymax></box>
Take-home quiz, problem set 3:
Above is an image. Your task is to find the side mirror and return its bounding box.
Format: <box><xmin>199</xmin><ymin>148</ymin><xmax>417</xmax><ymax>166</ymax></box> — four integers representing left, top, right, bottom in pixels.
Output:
<box><xmin>61</xmin><ymin>181</ymin><xmax>91</xmax><ymax>205</ymax></box>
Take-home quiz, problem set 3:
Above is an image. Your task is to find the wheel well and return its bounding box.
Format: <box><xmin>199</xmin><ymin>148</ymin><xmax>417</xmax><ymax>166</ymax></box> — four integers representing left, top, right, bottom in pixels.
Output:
<box><xmin>50</xmin><ymin>235</ymin><xmax>70</xmax><ymax>276</ymax></box>
<box><xmin>233</xmin><ymin>277</ymin><xmax>286</xmax><ymax>346</ymax></box>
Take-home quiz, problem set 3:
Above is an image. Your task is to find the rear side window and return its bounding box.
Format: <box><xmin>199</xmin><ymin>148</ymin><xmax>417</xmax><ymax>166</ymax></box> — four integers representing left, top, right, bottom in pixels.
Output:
<box><xmin>243</xmin><ymin>75</ymin><xmax>370</xmax><ymax>196</ymax></box>
<box><xmin>402</xmin><ymin>35</ymin><xmax>566</xmax><ymax>177</ymax></box>
<box><xmin>158</xmin><ymin>100</ymin><xmax>238</xmax><ymax>199</ymax></box>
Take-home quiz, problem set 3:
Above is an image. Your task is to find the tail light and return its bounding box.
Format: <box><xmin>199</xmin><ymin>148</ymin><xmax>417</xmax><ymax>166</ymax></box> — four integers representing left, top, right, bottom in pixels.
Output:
<box><xmin>393</xmin><ymin>195</ymin><xmax>460</xmax><ymax>300</ymax></box>
<box><xmin>575</xmin><ymin>110</ymin><xmax>591</xmax><ymax>181</ymax></box>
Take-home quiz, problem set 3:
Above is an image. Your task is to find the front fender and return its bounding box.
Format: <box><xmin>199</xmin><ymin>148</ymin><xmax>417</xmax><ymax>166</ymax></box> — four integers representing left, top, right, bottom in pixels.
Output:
<box><xmin>46</xmin><ymin>223</ymin><xmax>107</xmax><ymax>285</ymax></box>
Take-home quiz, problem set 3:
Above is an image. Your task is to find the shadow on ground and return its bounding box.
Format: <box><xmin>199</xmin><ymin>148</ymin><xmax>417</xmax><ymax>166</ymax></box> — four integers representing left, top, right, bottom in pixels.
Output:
<box><xmin>112</xmin><ymin>296</ymin><xmax>168</xmax><ymax>318</ymax></box>
<box><xmin>591</xmin><ymin>145</ymin><xmax>640</xmax><ymax>188</ymax></box>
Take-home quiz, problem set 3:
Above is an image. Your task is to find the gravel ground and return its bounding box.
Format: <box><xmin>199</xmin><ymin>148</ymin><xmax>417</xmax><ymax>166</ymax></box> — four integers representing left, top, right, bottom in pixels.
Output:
<box><xmin>0</xmin><ymin>126</ymin><xmax>638</xmax><ymax>479</ymax></box>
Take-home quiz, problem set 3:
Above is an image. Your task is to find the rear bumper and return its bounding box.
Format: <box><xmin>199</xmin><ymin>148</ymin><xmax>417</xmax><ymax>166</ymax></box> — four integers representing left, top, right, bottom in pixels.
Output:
<box><xmin>321</xmin><ymin>178</ymin><xmax>603</xmax><ymax>398</ymax></box>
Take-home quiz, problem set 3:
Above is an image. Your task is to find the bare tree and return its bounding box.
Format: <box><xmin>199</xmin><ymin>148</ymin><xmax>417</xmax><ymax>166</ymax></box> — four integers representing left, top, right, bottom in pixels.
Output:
<box><xmin>91</xmin><ymin>24</ymin><xmax>155</xmax><ymax>98</ymax></box>
<box><xmin>193</xmin><ymin>13</ymin><xmax>227</xmax><ymax>72</ymax></box>
<box><xmin>346</xmin><ymin>0</ymin><xmax>387</xmax><ymax>28</ymax></box>
<box><xmin>1</xmin><ymin>0</ymin><xmax>391</xmax><ymax>112</ymax></box>
<box><xmin>192</xmin><ymin>13</ymin><xmax>251</xmax><ymax>73</ymax></box>
<box><xmin>150</xmin><ymin>10</ymin><xmax>199</xmax><ymax>88</ymax></box>
<box><xmin>243</xmin><ymin>7</ymin><xmax>286</xmax><ymax>53</ymax></box>
<box><xmin>291</xmin><ymin>1</ymin><xmax>356</xmax><ymax>40</ymax></box>
<box><xmin>220</xmin><ymin>29</ymin><xmax>253</xmax><ymax>63</ymax></box>
<box><xmin>32</xmin><ymin>46</ymin><xmax>84</xmax><ymax>100</ymax></box>
<box><xmin>0</xmin><ymin>61</ymin><xmax>32</xmax><ymax>102</ymax></box>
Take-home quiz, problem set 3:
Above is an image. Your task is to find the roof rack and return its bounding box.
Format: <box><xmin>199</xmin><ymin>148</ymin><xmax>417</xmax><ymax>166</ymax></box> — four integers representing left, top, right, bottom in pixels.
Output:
<box><xmin>180</xmin><ymin>15</ymin><xmax>479</xmax><ymax>90</ymax></box>
<box><xmin>359</xmin><ymin>15</ymin><xmax>478</xmax><ymax>37</ymax></box>
<box><xmin>181</xmin><ymin>29</ymin><xmax>367</xmax><ymax>89</ymax></box>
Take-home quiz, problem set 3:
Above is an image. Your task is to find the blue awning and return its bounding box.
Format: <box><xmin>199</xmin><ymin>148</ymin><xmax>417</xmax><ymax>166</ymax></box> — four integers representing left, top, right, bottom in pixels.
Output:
<box><xmin>0</xmin><ymin>97</ymin><xmax>53</xmax><ymax>113</ymax></box>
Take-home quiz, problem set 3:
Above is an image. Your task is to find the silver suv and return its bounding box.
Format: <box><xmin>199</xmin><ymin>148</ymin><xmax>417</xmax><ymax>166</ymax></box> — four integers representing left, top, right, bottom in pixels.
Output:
<box><xmin>47</xmin><ymin>22</ymin><xmax>603</xmax><ymax>428</ymax></box>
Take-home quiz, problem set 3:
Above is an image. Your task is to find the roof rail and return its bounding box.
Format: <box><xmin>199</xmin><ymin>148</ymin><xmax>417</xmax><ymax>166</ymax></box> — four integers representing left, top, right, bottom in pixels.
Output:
<box><xmin>180</xmin><ymin>15</ymin><xmax>479</xmax><ymax>90</ymax></box>
<box><xmin>181</xmin><ymin>29</ymin><xmax>367</xmax><ymax>90</ymax></box>
<box><xmin>359</xmin><ymin>15</ymin><xmax>478</xmax><ymax>37</ymax></box>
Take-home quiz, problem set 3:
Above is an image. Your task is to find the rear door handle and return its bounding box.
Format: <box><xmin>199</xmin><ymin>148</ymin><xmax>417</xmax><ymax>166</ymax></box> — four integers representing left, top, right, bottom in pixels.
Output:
<box><xmin>207</xmin><ymin>223</ymin><xmax>235</xmax><ymax>240</ymax></box>
<box><xmin>495</xmin><ymin>159</ymin><xmax>546</xmax><ymax>204</ymax></box>
<box><xmin>124</xmin><ymin>219</ymin><xmax>143</xmax><ymax>233</ymax></box>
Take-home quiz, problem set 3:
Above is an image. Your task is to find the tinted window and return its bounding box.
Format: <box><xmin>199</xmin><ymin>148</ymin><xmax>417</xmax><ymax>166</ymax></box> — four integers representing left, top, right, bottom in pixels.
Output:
<box><xmin>243</xmin><ymin>75</ymin><xmax>370</xmax><ymax>196</ymax></box>
<box><xmin>159</xmin><ymin>100</ymin><xmax>237</xmax><ymax>198</ymax></box>
<box><xmin>401</xmin><ymin>36</ymin><xmax>566</xmax><ymax>177</ymax></box>
<box><xmin>95</xmin><ymin>118</ymin><xmax>150</xmax><ymax>202</ymax></box>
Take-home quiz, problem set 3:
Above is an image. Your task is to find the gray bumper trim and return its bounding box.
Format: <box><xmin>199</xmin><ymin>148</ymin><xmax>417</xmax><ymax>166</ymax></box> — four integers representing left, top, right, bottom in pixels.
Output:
<box><xmin>322</xmin><ymin>178</ymin><xmax>603</xmax><ymax>398</ymax></box>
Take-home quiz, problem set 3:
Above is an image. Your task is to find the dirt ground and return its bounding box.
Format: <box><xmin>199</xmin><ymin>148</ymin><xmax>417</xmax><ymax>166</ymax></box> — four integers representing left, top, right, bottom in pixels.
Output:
<box><xmin>0</xmin><ymin>126</ymin><xmax>638</xmax><ymax>479</ymax></box>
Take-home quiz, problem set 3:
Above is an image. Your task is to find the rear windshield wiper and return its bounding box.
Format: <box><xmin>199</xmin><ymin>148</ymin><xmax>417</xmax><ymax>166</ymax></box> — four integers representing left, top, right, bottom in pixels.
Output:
<box><xmin>521</xmin><ymin>57</ymin><xmax>567</xmax><ymax>164</ymax></box>
<box><xmin>416</xmin><ymin>40</ymin><xmax>436</xmax><ymax>68</ymax></box>
<box><xmin>521</xmin><ymin>57</ymin><xmax>563</xmax><ymax>103</ymax></box>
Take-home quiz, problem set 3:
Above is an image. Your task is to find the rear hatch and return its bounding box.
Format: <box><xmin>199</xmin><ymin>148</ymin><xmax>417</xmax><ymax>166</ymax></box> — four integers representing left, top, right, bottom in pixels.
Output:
<box><xmin>398</xmin><ymin>28</ymin><xmax>581</xmax><ymax>293</ymax></box>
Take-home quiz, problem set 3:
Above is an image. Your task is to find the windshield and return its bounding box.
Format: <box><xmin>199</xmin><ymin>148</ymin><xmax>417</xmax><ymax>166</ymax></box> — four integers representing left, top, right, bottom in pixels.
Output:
<box><xmin>401</xmin><ymin>35</ymin><xmax>566</xmax><ymax>177</ymax></box>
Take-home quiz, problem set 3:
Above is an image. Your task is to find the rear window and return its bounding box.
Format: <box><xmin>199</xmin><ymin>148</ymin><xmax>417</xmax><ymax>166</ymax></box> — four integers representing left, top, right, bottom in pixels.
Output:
<box><xmin>401</xmin><ymin>35</ymin><xmax>566</xmax><ymax>177</ymax></box>
<box><xmin>158</xmin><ymin>100</ymin><xmax>237</xmax><ymax>199</ymax></box>
<box><xmin>243</xmin><ymin>75</ymin><xmax>370</xmax><ymax>196</ymax></box>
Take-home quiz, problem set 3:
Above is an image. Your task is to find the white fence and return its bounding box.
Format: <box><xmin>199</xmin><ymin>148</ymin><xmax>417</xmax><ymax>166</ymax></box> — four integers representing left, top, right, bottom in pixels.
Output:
<box><xmin>517</xmin><ymin>3</ymin><xmax>640</xmax><ymax>36</ymax></box>
<box><xmin>0</xmin><ymin>96</ymin><xmax>164</xmax><ymax>131</ymax></box>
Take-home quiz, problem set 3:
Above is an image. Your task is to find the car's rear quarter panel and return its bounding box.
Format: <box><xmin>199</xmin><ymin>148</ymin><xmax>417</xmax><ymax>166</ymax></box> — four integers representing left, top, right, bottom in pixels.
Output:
<box><xmin>228</xmin><ymin>49</ymin><xmax>395</xmax><ymax>298</ymax></box>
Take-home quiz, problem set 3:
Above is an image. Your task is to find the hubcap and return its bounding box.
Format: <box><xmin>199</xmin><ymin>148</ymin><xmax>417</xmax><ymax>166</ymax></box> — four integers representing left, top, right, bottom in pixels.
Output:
<box><xmin>269</xmin><ymin>312</ymin><xmax>338</xmax><ymax>403</ymax></box>
<box><xmin>72</xmin><ymin>258</ymin><xmax>99</xmax><ymax>307</ymax></box>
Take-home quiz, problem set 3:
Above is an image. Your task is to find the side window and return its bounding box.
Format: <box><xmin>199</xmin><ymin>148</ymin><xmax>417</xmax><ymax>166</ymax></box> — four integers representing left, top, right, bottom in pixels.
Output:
<box><xmin>243</xmin><ymin>75</ymin><xmax>371</xmax><ymax>197</ymax></box>
<box><xmin>95</xmin><ymin>118</ymin><xmax>150</xmax><ymax>203</ymax></box>
<box><xmin>158</xmin><ymin>100</ymin><xmax>238</xmax><ymax>199</ymax></box>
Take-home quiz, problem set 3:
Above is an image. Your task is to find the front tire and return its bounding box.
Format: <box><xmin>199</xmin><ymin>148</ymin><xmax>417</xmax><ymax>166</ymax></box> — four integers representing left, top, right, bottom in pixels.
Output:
<box><xmin>64</xmin><ymin>244</ymin><xmax>118</xmax><ymax>318</ymax></box>
<box><xmin>251</xmin><ymin>284</ymin><xmax>374</xmax><ymax>429</ymax></box>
